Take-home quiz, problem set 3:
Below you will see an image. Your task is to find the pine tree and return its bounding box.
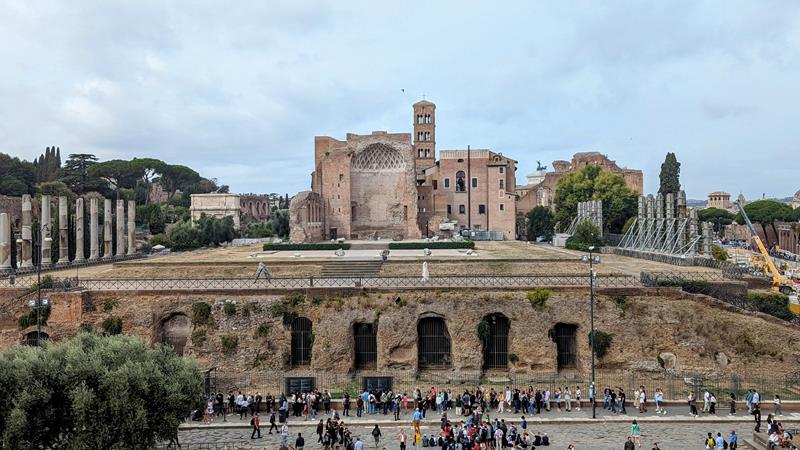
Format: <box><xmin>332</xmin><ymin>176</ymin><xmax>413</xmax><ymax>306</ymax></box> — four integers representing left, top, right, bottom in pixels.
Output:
<box><xmin>658</xmin><ymin>152</ymin><xmax>681</xmax><ymax>195</ymax></box>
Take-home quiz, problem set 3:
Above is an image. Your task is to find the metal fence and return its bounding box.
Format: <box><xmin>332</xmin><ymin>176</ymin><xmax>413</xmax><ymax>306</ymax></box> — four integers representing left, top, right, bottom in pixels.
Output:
<box><xmin>23</xmin><ymin>274</ymin><xmax>638</xmax><ymax>291</ymax></box>
<box><xmin>206</xmin><ymin>369</ymin><xmax>800</xmax><ymax>402</ymax></box>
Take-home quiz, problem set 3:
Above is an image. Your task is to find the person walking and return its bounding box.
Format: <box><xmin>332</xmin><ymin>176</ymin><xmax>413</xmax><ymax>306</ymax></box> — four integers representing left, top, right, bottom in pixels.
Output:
<box><xmin>280</xmin><ymin>423</ymin><xmax>289</xmax><ymax>445</ymax></box>
<box><xmin>354</xmin><ymin>437</ymin><xmax>364</xmax><ymax>450</ymax></box>
<box><xmin>753</xmin><ymin>403</ymin><xmax>762</xmax><ymax>433</ymax></box>
<box><xmin>729</xmin><ymin>430</ymin><xmax>738</xmax><ymax>450</ymax></box>
<box><xmin>773</xmin><ymin>395</ymin><xmax>782</xmax><ymax>415</ymax></box>
<box><xmin>250</xmin><ymin>413</ymin><xmax>261</xmax><ymax>439</ymax></box>
<box><xmin>268</xmin><ymin>411</ymin><xmax>278</xmax><ymax>434</ymax></box>
<box><xmin>688</xmin><ymin>392</ymin><xmax>698</xmax><ymax>417</ymax></box>
<box><xmin>372</xmin><ymin>424</ymin><xmax>382</xmax><ymax>448</ymax></box>
<box><xmin>630</xmin><ymin>420</ymin><xmax>641</xmax><ymax>447</ymax></box>
<box><xmin>254</xmin><ymin>261</ymin><xmax>271</xmax><ymax>282</ymax></box>
<box><xmin>729</xmin><ymin>392</ymin><xmax>737</xmax><ymax>415</ymax></box>
<box><xmin>295</xmin><ymin>432</ymin><xmax>305</xmax><ymax>450</ymax></box>
<box><xmin>639</xmin><ymin>389</ymin><xmax>647</xmax><ymax>413</ymax></box>
<box><xmin>398</xmin><ymin>429</ymin><xmax>408</xmax><ymax>450</ymax></box>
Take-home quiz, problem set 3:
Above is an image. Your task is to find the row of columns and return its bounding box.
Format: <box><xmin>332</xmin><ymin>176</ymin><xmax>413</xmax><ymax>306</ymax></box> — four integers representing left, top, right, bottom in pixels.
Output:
<box><xmin>0</xmin><ymin>196</ymin><xmax>136</xmax><ymax>271</ymax></box>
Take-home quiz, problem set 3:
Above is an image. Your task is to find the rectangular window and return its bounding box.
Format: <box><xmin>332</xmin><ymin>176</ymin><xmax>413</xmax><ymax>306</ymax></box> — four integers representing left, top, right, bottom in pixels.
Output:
<box><xmin>471</xmin><ymin>178</ymin><xmax>478</xmax><ymax>188</ymax></box>
<box><xmin>500</xmin><ymin>203</ymin><xmax>504</xmax><ymax>211</ymax></box>
<box><xmin>499</xmin><ymin>179</ymin><xmax>504</xmax><ymax>189</ymax></box>
<box><xmin>459</xmin><ymin>204</ymin><xmax>465</xmax><ymax>214</ymax></box>
<box><xmin>447</xmin><ymin>204</ymin><xmax>452</xmax><ymax>215</ymax></box>
<box><xmin>444</xmin><ymin>178</ymin><xmax>450</xmax><ymax>188</ymax></box>
<box><xmin>479</xmin><ymin>204</ymin><xmax>486</xmax><ymax>214</ymax></box>
<box><xmin>432</xmin><ymin>180</ymin><xmax>438</xmax><ymax>190</ymax></box>
<box><xmin>499</xmin><ymin>167</ymin><xmax>504</xmax><ymax>173</ymax></box>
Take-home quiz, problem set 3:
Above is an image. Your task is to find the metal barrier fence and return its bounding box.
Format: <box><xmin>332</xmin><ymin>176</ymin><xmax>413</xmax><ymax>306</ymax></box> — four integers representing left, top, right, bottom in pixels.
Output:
<box><xmin>207</xmin><ymin>370</ymin><xmax>800</xmax><ymax>402</ymax></box>
<box><xmin>34</xmin><ymin>274</ymin><xmax>639</xmax><ymax>291</ymax></box>
<box><xmin>0</xmin><ymin>253</ymin><xmax>146</xmax><ymax>278</ymax></box>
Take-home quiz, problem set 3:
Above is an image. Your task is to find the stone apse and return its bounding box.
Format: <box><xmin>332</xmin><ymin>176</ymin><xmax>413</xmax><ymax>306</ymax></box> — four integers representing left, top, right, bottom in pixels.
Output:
<box><xmin>290</xmin><ymin>132</ymin><xmax>421</xmax><ymax>242</ymax></box>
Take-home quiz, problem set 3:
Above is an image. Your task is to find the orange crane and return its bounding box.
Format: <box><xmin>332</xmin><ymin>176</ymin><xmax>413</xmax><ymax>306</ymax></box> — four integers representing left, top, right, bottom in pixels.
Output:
<box><xmin>735</xmin><ymin>201</ymin><xmax>799</xmax><ymax>306</ymax></box>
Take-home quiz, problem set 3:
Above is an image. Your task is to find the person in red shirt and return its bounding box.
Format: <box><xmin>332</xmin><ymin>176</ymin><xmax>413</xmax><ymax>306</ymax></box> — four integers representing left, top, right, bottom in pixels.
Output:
<box><xmin>250</xmin><ymin>413</ymin><xmax>261</xmax><ymax>439</ymax></box>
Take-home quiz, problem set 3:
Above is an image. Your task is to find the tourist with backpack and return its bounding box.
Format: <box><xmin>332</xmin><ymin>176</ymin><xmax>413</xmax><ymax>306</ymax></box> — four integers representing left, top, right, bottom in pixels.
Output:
<box><xmin>249</xmin><ymin>413</ymin><xmax>261</xmax><ymax>439</ymax></box>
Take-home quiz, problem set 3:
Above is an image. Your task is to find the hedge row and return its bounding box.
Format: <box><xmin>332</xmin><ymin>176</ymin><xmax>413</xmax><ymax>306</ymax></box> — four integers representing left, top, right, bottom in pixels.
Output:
<box><xmin>263</xmin><ymin>243</ymin><xmax>352</xmax><ymax>251</ymax></box>
<box><xmin>387</xmin><ymin>241</ymin><xmax>475</xmax><ymax>250</ymax></box>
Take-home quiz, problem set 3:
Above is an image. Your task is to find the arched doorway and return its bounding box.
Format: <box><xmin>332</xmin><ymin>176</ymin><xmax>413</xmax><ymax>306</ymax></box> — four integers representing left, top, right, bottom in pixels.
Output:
<box><xmin>24</xmin><ymin>331</ymin><xmax>49</xmax><ymax>347</ymax></box>
<box><xmin>160</xmin><ymin>313</ymin><xmax>191</xmax><ymax>356</ymax></box>
<box><xmin>353</xmin><ymin>322</ymin><xmax>377</xmax><ymax>369</ymax></box>
<box><xmin>554</xmin><ymin>323</ymin><xmax>578</xmax><ymax>369</ymax></box>
<box><xmin>481</xmin><ymin>314</ymin><xmax>510</xmax><ymax>369</ymax></box>
<box><xmin>417</xmin><ymin>317</ymin><xmax>451</xmax><ymax>369</ymax></box>
<box><xmin>291</xmin><ymin>317</ymin><xmax>313</xmax><ymax>366</ymax></box>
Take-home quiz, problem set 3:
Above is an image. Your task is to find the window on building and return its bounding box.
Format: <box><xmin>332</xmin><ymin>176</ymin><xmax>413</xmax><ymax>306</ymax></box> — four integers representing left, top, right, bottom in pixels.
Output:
<box><xmin>482</xmin><ymin>314</ymin><xmax>510</xmax><ymax>369</ymax></box>
<box><xmin>444</xmin><ymin>178</ymin><xmax>450</xmax><ymax>188</ymax></box>
<box><xmin>478</xmin><ymin>204</ymin><xmax>486</xmax><ymax>214</ymax></box>
<box><xmin>417</xmin><ymin>114</ymin><xmax>423</xmax><ymax>124</ymax></box>
<box><xmin>459</xmin><ymin>204</ymin><xmax>465</xmax><ymax>214</ymax></box>
<box><xmin>291</xmin><ymin>317</ymin><xmax>313</xmax><ymax>366</ymax></box>
<box><xmin>447</xmin><ymin>204</ymin><xmax>452</xmax><ymax>215</ymax></box>
<box><xmin>353</xmin><ymin>323</ymin><xmax>377</xmax><ymax>369</ymax></box>
<box><xmin>499</xmin><ymin>167</ymin><xmax>504</xmax><ymax>173</ymax></box>
<box><xmin>500</xmin><ymin>203</ymin><xmax>504</xmax><ymax>211</ymax></box>
<box><xmin>471</xmin><ymin>178</ymin><xmax>478</xmax><ymax>188</ymax></box>
<box><xmin>432</xmin><ymin>180</ymin><xmax>438</xmax><ymax>190</ymax></box>
<box><xmin>456</xmin><ymin>171</ymin><xmax>466</xmax><ymax>192</ymax></box>
<box><xmin>499</xmin><ymin>179</ymin><xmax>504</xmax><ymax>189</ymax></box>
<box><xmin>417</xmin><ymin>317</ymin><xmax>452</xmax><ymax>369</ymax></box>
<box><xmin>24</xmin><ymin>331</ymin><xmax>49</xmax><ymax>347</ymax></box>
<box><xmin>425</xmin><ymin>114</ymin><xmax>431</xmax><ymax>124</ymax></box>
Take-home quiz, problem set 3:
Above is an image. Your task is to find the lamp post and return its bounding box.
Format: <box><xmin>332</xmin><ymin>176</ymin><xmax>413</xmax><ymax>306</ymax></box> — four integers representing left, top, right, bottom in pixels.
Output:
<box><xmin>32</xmin><ymin>223</ymin><xmax>52</xmax><ymax>346</ymax></box>
<box><xmin>582</xmin><ymin>246</ymin><xmax>600</xmax><ymax>419</ymax></box>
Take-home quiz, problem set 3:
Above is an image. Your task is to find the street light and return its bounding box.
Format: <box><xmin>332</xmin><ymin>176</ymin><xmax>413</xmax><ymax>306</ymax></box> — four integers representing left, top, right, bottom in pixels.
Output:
<box><xmin>581</xmin><ymin>246</ymin><xmax>600</xmax><ymax>419</ymax></box>
<box><xmin>31</xmin><ymin>223</ymin><xmax>52</xmax><ymax>347</ymax></box>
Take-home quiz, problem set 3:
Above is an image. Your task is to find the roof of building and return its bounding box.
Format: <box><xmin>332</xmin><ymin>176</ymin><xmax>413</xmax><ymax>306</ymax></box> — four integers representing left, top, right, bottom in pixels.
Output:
<box><xmin>708</xmin><ymin>191</ymin><xmax>731</xmax><ymax>196</ymax></box>
<box><xmin>413</xmin><ymin>99</ymin><xmax>435</xmax><ymax>107</ymax></box>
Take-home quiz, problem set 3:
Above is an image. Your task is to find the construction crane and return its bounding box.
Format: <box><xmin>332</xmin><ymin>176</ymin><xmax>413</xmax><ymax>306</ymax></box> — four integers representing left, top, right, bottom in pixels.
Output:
<box><xmin>735</xmin><ymin>201</ymin><xmax>799</xmax><ymax>302</ymax></box>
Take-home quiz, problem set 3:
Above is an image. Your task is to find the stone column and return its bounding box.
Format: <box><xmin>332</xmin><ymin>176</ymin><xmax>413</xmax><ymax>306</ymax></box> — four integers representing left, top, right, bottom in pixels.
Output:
<box><xmin>41</xmin><ymin>195</ymin><xmax>52</xmax><ymax>267</ymax></box>
<box><xmin>702</xmin><ymin>222</ymin><xmax>712</xmax><ymax>255</ymax></box>
<box><xmin>127</xmin><ymin>200</ymin><xmax>135</xmax><ymax>255</ymax></box>
<box><xmin>21</xmin><ymin>194</ymin><xmax>32</xmax><ymax>267</ymax></box>
<box><xmin>89</xmin><ymin>198</ymin><xmax>99</xmax><ymax>260</ymax></box>
<box><xmin>75</xmin><ymin>198</ymin><xmax>85</xmax><ymax>262</ymax></box>
<box><xmin>665</xmin><ymin>192</ymin><xmax>675</xmax><ymax>252</ymax></box>
<box><xmin>689</xmin><ymin>208</ymin><xmax>699</xmax><ymax>255</ymax></box>
<box><xmin>103</xmin><ymin>199</ymin><xmax>113</xmax><ymax>258</ymax></box>
<box><xmin>57</xmin><ymin>196</ymin><xmax>69</xmax><ymax>264</ymax></box>
<box><xmin>116</xmin><ymin>200</ymin><xmax>125</xmax><ymax>256</ymax></box>
<box><xmin>0</xmin><ymin>213</ymin><xmax>10</xmax><ymax>271</ymax></box>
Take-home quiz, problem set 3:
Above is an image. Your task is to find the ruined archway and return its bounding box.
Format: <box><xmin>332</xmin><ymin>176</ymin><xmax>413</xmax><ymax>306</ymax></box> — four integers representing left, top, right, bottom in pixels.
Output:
<box><xmin>554</xmin><ymin>323</ymin><xmax>578</xmax><ymax>370</ymax></box>
<box><xmin>353</xmin><ymin>322</ymin><xmax>377</xmax><ymax>370</ymax></box>
<box><xmin>291</xmin><ymin>317</ymin><xmax>313</xmax><ymax>366</ymax></box>
<box><xmin>480</xmin><ymin>313</ymin><xmax>509</xmax><ymax>369</ymax></box>
<box><xmin>159</xmin><ymin>313</ymin><xmax>191</xmax><ymax>356</ymax></box>
<box><xmin>417</xmin><ymin>316</ymin><xmax>451</xmax><ymax>369</ymax></box>
<box><xmin>24</xmin><ymin>330</ymin><xmax>49</xmax><ymax>347</ymax></box>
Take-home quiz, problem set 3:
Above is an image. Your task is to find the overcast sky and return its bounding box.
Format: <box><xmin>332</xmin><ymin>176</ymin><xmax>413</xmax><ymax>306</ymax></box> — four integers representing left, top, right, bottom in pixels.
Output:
<box><xmin>1</xmin><ymin>1</ymin><xmax>798</xmax><ymax>199</ymax></box>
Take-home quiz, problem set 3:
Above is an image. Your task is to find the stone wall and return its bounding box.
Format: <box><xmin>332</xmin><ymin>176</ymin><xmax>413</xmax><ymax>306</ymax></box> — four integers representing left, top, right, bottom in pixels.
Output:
<box><xmin>2</xmin><ymin>286</ymin><xmax>798</xmax><ymax>378</ymax></box>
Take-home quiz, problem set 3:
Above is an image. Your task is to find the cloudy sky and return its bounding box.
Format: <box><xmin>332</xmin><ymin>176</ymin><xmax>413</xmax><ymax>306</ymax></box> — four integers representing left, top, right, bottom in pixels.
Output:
<box><xmin>1</xmin><ymin>1</ymin><xmax>798</xmax><ymax>199</ymax></box>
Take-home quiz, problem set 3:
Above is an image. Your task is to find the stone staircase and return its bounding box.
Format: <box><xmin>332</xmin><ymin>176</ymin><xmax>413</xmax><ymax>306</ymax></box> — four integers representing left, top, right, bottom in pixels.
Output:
<box><xmin>320</xmin><ymin>259</ymin><xmax>383</xmax><ymax>277</ymax></box>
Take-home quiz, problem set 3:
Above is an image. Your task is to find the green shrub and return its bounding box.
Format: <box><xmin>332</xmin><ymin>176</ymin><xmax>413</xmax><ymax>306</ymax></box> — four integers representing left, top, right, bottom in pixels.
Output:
<box><xmin>477</xmin><ymin>320</ymin><xmax>491</xmax><ymax>346</ymax></box>
<box><xmin>102</xmin><ymin>298</ymin><xmax>119</xmax><ymax>313</ymax></box>
<box><xmin>285</xmin><ymin>292</ymin><xmax>305</xmax><ymax>307</ymax></box>
<box><xmin>387</xmin><ymin>241</ymin><xmax>474</xmax><ymax>250</ymax></box>
<box><xmin>101</xmin><ymin>316</ymin><xmax>123</xmax><ymax>335</ymax></box>
<box><xmin>611</xmin><ymin>295</ymin><xmax>628</xmax><ymax>313</ymax></box>
<box><xmin>254</xmin><ymin>322</ymin><xmax>271</xmax><ymax>339</ymax></box>
<box><xmin>223</xmin><ymin>301</ymin><xmax>237</xmax><ymax>317</ymax></box>
<box><xmin>17</xmin><ymin>305</ymin><xmax>50</xmax><ymax>329</ymax></box>
<box><xmin>191</xmin><ymin>302</ymin><xmax>213</xmax><ymax>326</ymax></box>
<box><xmin>270</xmin><ymin>301</ymin><xmax>298</xmax><ymax>326</ymax></box>
<box><xmin>527</xmin><ymin>288</ymin><xmax>550</xmax><ymax>309</ymax></box>
<box><xmin>78</xmin><ymin>322</ymin><xmax>93</xmax><ymax>333</ymax></box>
<box><xmin>150</xmin><ymin>234</ymin><xmax>171</xmax><ymax>248</ymax></box>
<box><xmin>263</xmin><ymin>243</ymin><xmax>351</xmax><ymax>251</ymax></box>
<box><xmin>191</xmin><ymin>328</ymin><xmax>207</xmax><ymax>347</ymax></box>
<box><xmin>565</xmin><ymin>221</ymin><xmax>604</xmax><ymax>251</ymax></box>
<box><xmin>241</xmin><ymin>303</ymin><xmax>262</xmax><ymax>318</ymax></box>
<box><xmin>220</xmin><ymin>334</ymin><xmax>239</xmax><ymax>355</ymax></box>
<box><xmin>711</xmin><ymin>244</ymin><xmax>729</xmax><ymax>262</ymax></box>
<box><xmin>747</xmin><ymin>292</ymin><xmax>793</xmax><ymax>321</ymax></box>
<box><xmin>589</xmin><ymin>330</ymin><xmax>613</xmax><ymax>358</ymax></box>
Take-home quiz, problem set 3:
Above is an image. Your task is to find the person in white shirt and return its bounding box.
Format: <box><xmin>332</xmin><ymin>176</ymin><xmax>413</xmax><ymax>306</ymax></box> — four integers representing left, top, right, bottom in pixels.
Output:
<box><xmin>703</xmin><ymin>390</ymin><xmax>710</xmax><ymax>413</ymax></box>
<box><xmin>544</xmin><ymin>389</ymin><xmax>551</xmax><ymax>411</ymax></box>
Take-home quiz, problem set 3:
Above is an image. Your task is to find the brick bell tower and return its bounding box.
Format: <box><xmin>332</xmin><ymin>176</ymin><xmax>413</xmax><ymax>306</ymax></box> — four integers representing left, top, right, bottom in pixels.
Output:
<box><xmin>413</xmin><ymin>99</ymin><xmax>436</xmax><ymax>170</ymax></box>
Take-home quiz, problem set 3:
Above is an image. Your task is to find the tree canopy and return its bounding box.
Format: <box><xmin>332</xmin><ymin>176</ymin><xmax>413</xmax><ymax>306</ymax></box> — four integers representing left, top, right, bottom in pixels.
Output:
<box><xmin>735</xmin><ymin>199</ymin><xmax>794</xmax><ymax>242</ymax></box>
<box><xmin>658</xmin><ymin>152</ymin><xmax>681</xmax><ymax>195</ymax></box>
<box><xmin>0</xmin><ymin>153</ymin><xmax>36</xmax><ymax>196</ymax></box>
<box><xmin>698</xmin><ymin>207</ymin><xmax>736</xmax><ymax>234</ymax></box>
<box><xmin>526</xmin><ymin>206</ymin><xmax>554</xmax><ymax>241</ymax></box>
<box><xmin>0</xmin><ymin>333</ymin><xmax>202</xmax><ymax>449</ymax></box>
<box><xmin>553</xmin><ymin>165</ymin><xmax>637</xmax><ymax>233</ymax></box>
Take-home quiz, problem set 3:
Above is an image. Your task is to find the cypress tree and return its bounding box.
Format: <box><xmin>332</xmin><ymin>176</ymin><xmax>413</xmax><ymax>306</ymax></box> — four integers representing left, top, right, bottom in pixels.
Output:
<box><xmin>658</xmin><ymin>152</ymin><xmax>681</xmax><ymax>195</ymax></box>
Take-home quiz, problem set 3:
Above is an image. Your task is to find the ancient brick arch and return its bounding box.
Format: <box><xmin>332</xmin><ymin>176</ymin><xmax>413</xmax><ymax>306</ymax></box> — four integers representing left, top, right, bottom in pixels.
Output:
<box><xmin>351</xmin><ymin>143</ymin><xmax>407</xmax><ymax>172</ymax></box>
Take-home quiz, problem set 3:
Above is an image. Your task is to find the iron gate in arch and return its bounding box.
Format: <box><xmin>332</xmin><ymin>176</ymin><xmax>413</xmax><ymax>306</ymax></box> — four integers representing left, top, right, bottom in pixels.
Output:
<box><xmin>417</xmin><ymin>317</ymin><xmax>452</xmax><ymax>369</ymax></box>
<box><xmin>291</xmin><ymin>317</ymin><xmax>313</xmax><ymax>366</ymax></box>
<box><xmin>554</xmin><ymin>323</ymin><xmax>578</xmax><ymax>369</ymax></box>
<box><xmin>482</xmin><ymin>314</ymin><xmax>510</xmax><ymax>369</ymax></box>
<box><xmin>353</xmin><ymin>323</ymin><xmax>377</xmax><ymax>369</ymax></box>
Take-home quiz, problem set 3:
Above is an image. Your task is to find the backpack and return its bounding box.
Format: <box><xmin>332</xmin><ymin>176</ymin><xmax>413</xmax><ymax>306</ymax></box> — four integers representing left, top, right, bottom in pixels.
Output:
<box><xmin>723</xmin><ymin>440</ymin><xmax>728</xmax><ymax>449</ymax></box>
<box><xmin>250</xmin><ymin>417</ymin><xmax>255</xmax><ymax>426</ymax></box>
